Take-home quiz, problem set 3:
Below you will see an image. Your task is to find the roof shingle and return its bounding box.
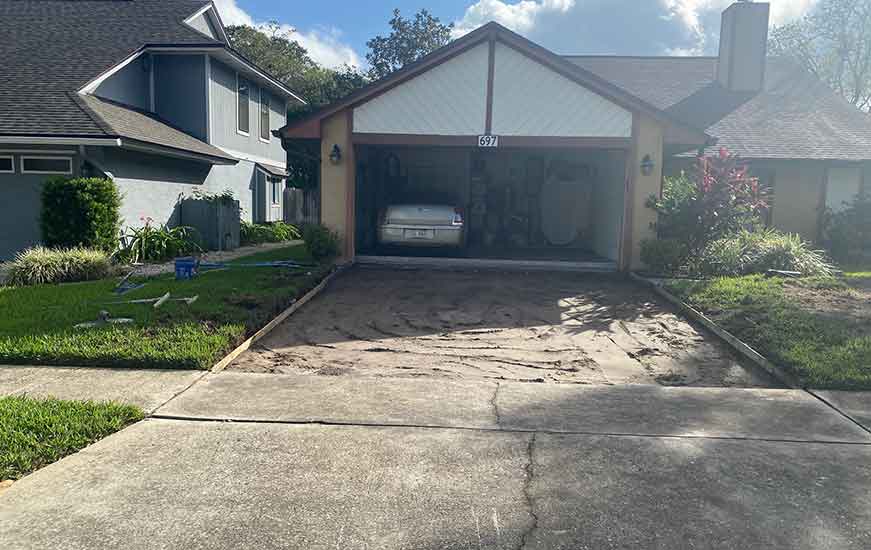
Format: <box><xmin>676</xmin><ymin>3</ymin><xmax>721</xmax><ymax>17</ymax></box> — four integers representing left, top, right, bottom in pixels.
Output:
<box><xmin>568</xmin><ymin>56</ymin><xmax>871</xmax><ymax>161</ymax></box>
<box><xmin>74</xmin><ymin>94</ymin><xmax>236</xmax><ymax>162</ymax></box>
<box><xmin>0</xmin><ymin>0</ymin><xmax>217</xmax><ymax>136</ymax></box>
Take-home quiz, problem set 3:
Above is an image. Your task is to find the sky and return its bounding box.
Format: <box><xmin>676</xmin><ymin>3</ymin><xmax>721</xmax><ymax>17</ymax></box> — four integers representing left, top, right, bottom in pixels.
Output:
<box><xmin>212</xmin><ymin>0</ymin><xmax>820</xmax><ymax>69</ymax></box>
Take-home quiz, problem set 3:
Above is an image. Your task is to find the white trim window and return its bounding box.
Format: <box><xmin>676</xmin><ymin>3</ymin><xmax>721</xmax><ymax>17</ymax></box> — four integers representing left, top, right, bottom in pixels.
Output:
<box><xmin>259</xmin><ymin>88</ymin><xmax>271</xmax><ymax>143</ymax></box>
<box><xmin>20</xmin><ymin>156</ymin><xmax>73</xmax><ymax>175</ymax></box>
<box><xmin>0</xmin><ymin>155</ymin><xmax>13</xmax><ymax>173</ymax></box>
<box><xmin>237</xmin><ymin>74</ymin><xmax>250</xmax><ymax>136</ymax></box>
<box><xmin>270</xmin><ymin>176</ymin><xmax>281</xmax><ymax>205</ymax></box>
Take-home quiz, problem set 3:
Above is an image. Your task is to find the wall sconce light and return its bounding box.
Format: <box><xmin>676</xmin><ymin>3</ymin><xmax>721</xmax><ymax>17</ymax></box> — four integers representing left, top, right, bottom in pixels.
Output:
<box><xmin>640</xmin><ymin>154</ymin><xmax>655</xmax><ymax>177</ymax></box>
<box><xmin>329</xmin><ymin>144</ymin><xmax>342</xmax><ymax>165</ymax></box>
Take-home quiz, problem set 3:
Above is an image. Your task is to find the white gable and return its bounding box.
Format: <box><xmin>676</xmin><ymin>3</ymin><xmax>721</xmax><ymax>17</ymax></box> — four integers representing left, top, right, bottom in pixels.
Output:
<box><xmin>353</xmin><ymin>42</ymin><xmax>490</xmax><ymax>136</ymax></box>
<box><xmin>491</xmin><ymin>43</ymin><xmax>632</xmax><ymax>138</ymax></box>
<box><xmin>185</xmin><ymin>7</ymin><xmax>221</xmax><ymax>41</ymax></box>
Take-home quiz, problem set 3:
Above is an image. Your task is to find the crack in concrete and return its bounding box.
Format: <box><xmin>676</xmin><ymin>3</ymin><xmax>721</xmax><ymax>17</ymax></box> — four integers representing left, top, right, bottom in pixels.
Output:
<box><xmin>491</xmin><ymin>382</ymin><xmax>502</xmax><ymax>427</ymax></box>
<box><xmin>518</xmin><ymin>433</ymin><xmax>539</xmax><ymax>550</ymax></box>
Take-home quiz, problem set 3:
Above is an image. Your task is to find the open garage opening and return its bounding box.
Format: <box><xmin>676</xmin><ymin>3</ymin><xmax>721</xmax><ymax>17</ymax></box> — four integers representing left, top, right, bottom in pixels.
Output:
<box><xmin>354</xmin><ymin>144</ymin><xmax>627</xmax><ymax>267</ymax></box>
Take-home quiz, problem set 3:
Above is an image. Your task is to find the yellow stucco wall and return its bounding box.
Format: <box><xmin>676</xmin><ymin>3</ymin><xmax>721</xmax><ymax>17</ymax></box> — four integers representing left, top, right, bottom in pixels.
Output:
<box><xmin>766</xmin><ymin>161</ymin><xmax>825</xmax><ymax>242</ymax></box>
<box><xmin>319</xmin><ymin>112</ymin><xmax>355</xmax><ymax>259</ymax></box>
<box><xmin>663</xmin><ymin>158</ymin><xmax>831</xmax><ymax>244</ymax></box>
<box><xmin>627</xmin><ymin>114</ymin><xmax>663</xmax><ymax>269</ymax></box>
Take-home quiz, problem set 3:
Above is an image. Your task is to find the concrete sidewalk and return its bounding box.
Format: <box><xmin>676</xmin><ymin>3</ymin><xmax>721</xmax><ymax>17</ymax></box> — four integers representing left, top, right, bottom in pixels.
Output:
<box><xmin>0</xmin><ymin>365</ymin><xmax>204</xmax><ymax>413</ymax></box>
<box><xmin>2</xmin><ymin>370</ymin><xmax>870</xmax><ymax>549</ymax></box>
<box><xmin>1</xmin><ymin>418</ymin><xmax>869</xmax><ymax>549</ymax></box>
<box><xmin>157</xmin><ymin>372</ymin><xmax>871</xmax><ymax>442</ymax></box>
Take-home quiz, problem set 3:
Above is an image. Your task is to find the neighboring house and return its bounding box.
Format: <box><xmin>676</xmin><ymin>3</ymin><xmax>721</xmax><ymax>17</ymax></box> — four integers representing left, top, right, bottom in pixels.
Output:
<box><xmin>0</xmin><ymin>0</ymin><xmax>305</xmax><ymax>259</ymax></box>
<box><xmin>280</xmin><ymin>2</ymin><xmax>871</xmax><ymax>270</ymax></box>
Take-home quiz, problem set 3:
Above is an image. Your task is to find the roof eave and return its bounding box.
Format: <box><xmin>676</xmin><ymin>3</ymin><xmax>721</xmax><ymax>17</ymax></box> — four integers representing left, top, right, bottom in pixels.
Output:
<box><xmin>120</xmin><ymin>138</ymin><xmax>238</xmax><ymax>165</ymax></box>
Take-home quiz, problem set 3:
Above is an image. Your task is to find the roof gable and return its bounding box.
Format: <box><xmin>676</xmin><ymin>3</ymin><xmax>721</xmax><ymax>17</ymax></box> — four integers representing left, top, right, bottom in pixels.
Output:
<box><xmin>281</xmin><ymin>22</ymin><xmax>709</xmax><ymax>145</ymax></box>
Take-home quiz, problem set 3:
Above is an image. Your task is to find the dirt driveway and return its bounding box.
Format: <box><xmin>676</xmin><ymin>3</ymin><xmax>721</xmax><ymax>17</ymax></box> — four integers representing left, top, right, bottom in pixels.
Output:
<box><xmin>231</xmin><ymin>267</ymin><xmax>776</xmax><ymax>387</ymax></box>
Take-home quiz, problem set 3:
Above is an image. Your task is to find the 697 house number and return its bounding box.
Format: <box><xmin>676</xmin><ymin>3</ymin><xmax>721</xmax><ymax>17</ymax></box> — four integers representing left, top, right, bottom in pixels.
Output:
<box><xmin>477</xmin><ymin>135</ymin><xmax>499</xmax><ymax>148</ymax></box>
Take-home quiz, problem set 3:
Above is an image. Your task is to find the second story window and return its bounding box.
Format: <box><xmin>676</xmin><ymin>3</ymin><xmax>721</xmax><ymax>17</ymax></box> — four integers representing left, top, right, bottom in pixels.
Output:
<box><xmin>237</xmin><ymin>76</ymin><xmax>250</xmax><ymax>135</ymax></box>
<box><xmin>260</xmin><ymin>89</ymin><xmax>271</xmax><ymax>142</ymax></box>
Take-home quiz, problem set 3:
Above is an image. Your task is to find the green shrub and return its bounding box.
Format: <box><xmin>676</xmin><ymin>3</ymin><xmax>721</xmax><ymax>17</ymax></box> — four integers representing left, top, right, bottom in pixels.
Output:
<box><xmin>693</xmin><ymin>229</ymin><xmax>835</xmax><ymax>277</ymax></box>
<box><xmin>6</xmin><ymin>247</ymin><xmax>112</xmax><ymax>286</ymax></box>
<box><xmin>824</xmin><ymin>192</ymin><xmax>871</xmax><ymax>264</ymax></box>
<box><xmin>240</xmin><ymin>221</ymin><xmax>300</xmax><ymax>246</ymax></box>
<box><xmin>41</xmin><ymin>177</ymin><xmax>122</xmax><ymax>253</ymax></box>
<box><xmin>640</xmin><ymin>239</ymin><xmax>688</xmax><ymax>275</ymax></box>
<box><xmin>116</xmin><ymin>218</ymin><xmax>202</xmax><ymax>263</ymax></box>
<box><xmin>302</xmin><ymin>224</ymin><xmax>340</xmax><ymax>260</ymax></box>
<box><xmin>647</xmin><ymin>149</ymin><xmax>767</xmax><ymax>255</ymax></box>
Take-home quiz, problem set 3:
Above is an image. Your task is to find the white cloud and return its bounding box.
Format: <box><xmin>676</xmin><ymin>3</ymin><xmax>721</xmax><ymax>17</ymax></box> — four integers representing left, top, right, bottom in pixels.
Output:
<box><xmin>212</xmin><ymin>0</ymin><xmax>361</xmax><ymax>69</ymax></box>
<box><xmin>285</xmin><ymin>27</ymin><xmax>362</xmax><ymax>69</ymax></box>
<box><xmin>661</xmin><ymin>0</ymin><xmax>819</xmax><ymax>53</ymax></box>
<box><xmin>212</xmin><ymin>0</ymin><xmax>253</xmax><ymax>26</ymax></box>
<box><xmin>453</xmin><ymin>0</ymin><xmax>576</xmax><ymax>37</ymax></box>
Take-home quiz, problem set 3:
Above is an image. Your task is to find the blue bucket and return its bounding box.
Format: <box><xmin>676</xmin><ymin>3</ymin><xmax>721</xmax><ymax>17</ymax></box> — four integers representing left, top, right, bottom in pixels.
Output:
<box><xmin>175</xmin><ymin>257</ymin><xmax>198</xmax><ymax>280</ymax></box>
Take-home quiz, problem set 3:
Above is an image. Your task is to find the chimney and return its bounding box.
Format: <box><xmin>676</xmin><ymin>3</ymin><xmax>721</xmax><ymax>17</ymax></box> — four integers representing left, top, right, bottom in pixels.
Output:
<box><xmin>717</xmin><ymin>2</ymin><xmax>770</xmax><ymax>92</ymax></box>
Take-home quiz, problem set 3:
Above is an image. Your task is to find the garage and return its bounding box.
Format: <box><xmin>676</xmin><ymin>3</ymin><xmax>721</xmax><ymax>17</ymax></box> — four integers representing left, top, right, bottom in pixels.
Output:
<box><xmin>280</xmin><ymin>23</ymin><xmax>710</xmax><ymax>270</ymax></box>
<box><xmin>353</xmin><ymin>146</ymin><xmax>627</xmax><ymax>266</ymax></box>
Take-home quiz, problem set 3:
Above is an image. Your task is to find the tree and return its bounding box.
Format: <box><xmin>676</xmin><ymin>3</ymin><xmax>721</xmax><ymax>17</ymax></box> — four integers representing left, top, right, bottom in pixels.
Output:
<box><xmin>227</xmin><ymin>23</ymin><xmax>366</xmax><ymax>117</ymax></box>
<box><xmin>769</xmin><ymin>0</ymin><xmax>871</xmax><ymax>111</ymax></box>
<box><xmin>365</xmin><ymin>9</ymin><xmax>453</xmax><ymax>80</ymax></box>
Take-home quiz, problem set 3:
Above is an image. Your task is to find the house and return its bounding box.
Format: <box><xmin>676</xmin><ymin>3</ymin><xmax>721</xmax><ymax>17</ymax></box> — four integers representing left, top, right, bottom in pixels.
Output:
<box><xmin>279</xmin><ymin>2</ymin><xmax>871</xmax><ymax>271</ymax></box>
<box><xmin>0</xmin><ymin>0</ymin><xmax>305</xmax><ymax>259</ymax></box>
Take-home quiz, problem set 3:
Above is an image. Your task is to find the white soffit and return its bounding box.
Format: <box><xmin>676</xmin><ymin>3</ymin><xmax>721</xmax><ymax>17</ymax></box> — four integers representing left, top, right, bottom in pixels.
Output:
<box><xmin>353</xmin><ymin>42</ymin><xmax>489</xmax><ymax>136</ymax></box>
<box><xmin>491</xmin><ymin>43</ymin><xmax>632</xmax><ymax>138</ymax></box>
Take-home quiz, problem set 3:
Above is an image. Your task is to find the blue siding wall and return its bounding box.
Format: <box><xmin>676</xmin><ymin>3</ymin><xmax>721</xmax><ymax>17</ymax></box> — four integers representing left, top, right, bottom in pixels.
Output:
<box><xmin>83</xmin><ymin>147</ymin><xmax>259</xmax><ymax>230</ymax></box>
<box><xmin>154</xmin><ymin>55</ymin><xmax>208</xmax><ymax>141</ymax></box>
<box><xmin>0</xmin><ymin>147</ymin><xmax>81</xmax><ymax>260</ymax></box>
<box><xmin>209</xmin><ymin>59</ymin><xmax>286</xmax><ymax>164</ymax></box>
<box><xmin>93</xmin><ymin>56</ymin><xmax>150</xmax><ymax>111</ymax></box>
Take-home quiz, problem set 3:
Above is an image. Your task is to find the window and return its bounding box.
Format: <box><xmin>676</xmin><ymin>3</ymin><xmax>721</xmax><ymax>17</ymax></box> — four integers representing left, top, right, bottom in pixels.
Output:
<box><xmin>0</xmin><ymin>156</ymin><xmax>13</xmax><ymax>173</ymax></box>
<box><xmin>763</xmin><ymin>172</ymin><xmax>776</xmax><ymax>227</ymax></box>
<box><xmin>259</xmin><ymin>89</ymin><xmax>271</xmax><ymax>142</ymax></box>
<box><xmin>237</xmin><ymin>75</ymin><xmax>250</xmax><ymax>135</ymax></box>
<box><xmin>21</xmin><ymin>156</ymin><xmax>73</xmax><ymax>175</ymax></box>
<box><xmin>271</xmin><ymin>177</ymin><xmax>281</xmax><ymax>205</ymax></box>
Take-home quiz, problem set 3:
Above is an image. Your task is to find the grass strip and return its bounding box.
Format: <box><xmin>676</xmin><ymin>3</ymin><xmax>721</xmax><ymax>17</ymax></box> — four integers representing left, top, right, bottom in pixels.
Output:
<box><xmin>0</xmin><ymin>245</ymin><xmax>330</xmax><ymax>369</ymax></box>
<box><xmin>0</xmin><ymin>395</ymin><xmax>143</xmax><ymax>480</ymax></box>
<box><xmin>666</xmin><ymin>275</ymin><xmax>871</xmax><ymax>390</ymax></box>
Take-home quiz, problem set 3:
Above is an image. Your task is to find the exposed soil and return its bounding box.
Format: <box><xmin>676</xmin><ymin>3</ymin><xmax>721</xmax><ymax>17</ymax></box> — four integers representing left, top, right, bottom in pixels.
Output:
<box><xmin>783</xmin><ymin>280</ymin><xmax>871</xmax><ymax>324</ymax></box>
<box><xmin>230</xmin><ymin>267</ymin><xmax>777</xmax><ymax>387</ymax></box>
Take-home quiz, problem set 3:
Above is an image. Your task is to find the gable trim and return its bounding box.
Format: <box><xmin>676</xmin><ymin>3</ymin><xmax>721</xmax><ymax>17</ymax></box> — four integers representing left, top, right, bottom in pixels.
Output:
<box><xmin>183</xmin><ymin>3</ymin><xmax>230</xmax><ymax>45</ymax></box>
<box><xmin>485</xmin><ymin>39</ymin><xmax>496</xmax><ymax>134</ymax></box>
<box><xmin>78</xmin><ymin>45</ymin><xmax>305</xmax><ymax>104</ymax></box>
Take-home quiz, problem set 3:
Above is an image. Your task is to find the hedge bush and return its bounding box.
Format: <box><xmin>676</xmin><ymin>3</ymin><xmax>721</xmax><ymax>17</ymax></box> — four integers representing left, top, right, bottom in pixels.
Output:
<box><xmin>240</xmin><ymin>221</ymin><xmax>300</xmax><ymax>246</ymax></box>
<box><xmin>41</xmin><ymin>177</ymin><xmax>122</xmax><ymax>253</ymax></box>
<box><xmin>302</xmin><ymin>224</ymin><xmax>340</xmax><ymax>260</ymax></box>
<box><xmin>6</xmin><ymin>247</ymin><xmax>112</xmax><ymax>287</ymax></box>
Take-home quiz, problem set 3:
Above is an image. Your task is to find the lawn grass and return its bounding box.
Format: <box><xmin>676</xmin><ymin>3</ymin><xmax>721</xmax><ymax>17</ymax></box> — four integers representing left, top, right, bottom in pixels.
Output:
<box><xmin>0</xmin><ymin>244</ymin><xmax>331</xmax><ymax>369</ymax></box>
<box><xmin>666</xmin><ymin>275</ymin><xmax>871</xmax><ymax>390</ymax></box>
<box><xmin>0</xmin><ymin>395</ymin><xmax>143</xmax><ymax>480</ymax></box>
